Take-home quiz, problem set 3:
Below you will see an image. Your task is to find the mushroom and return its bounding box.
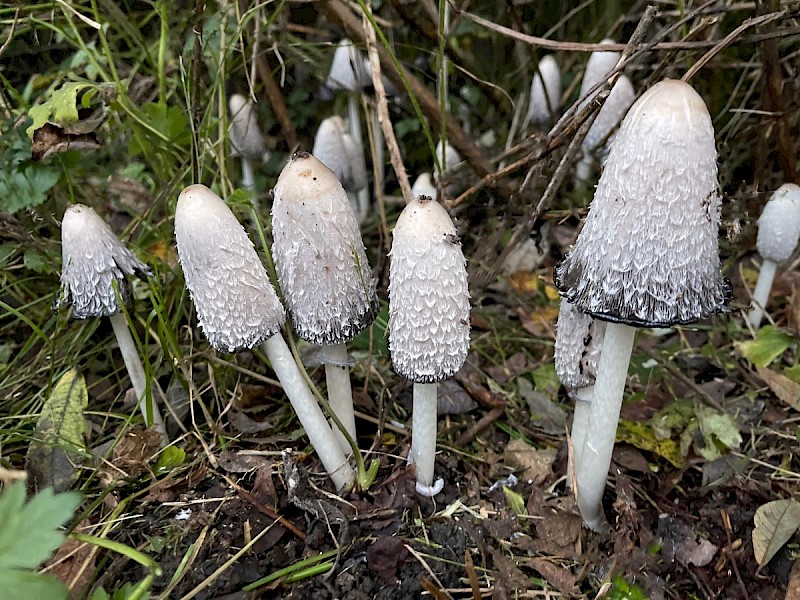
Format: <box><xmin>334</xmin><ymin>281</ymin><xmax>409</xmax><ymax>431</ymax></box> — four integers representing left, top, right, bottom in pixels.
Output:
<box><xmin>271</xmin><ymin>152</ymin><xmax>378</xmax><ymax>452</ymax></box>
<box><xmin>312</xmin><ymin>115</ymin><xmax>367</xmax><ymax>212</ymax></box>
<box><xmin>228</xmin><ymin>94</ymin><xmax>269</xmax><ymax>192</ymax></box>
<box><xmin>411</xmin><ymin>173</ymin><xmax>437</xmax><ymax>200</ymax></box>
<box><xmin>175</xmin><ymin>184</ymin><xmax>355</xmax><ymax>491</ymax></box>
<box><xmin>554</xmin><ymin>79</ymin><xmax>730</xmax><ymax>530</ymax></box>
<box><xmin>389</xmin><ymin>196</ymin><xmax>470</xmax><ymax>496</ymax></box>
<box><xmin>59</xmin><ymin>204</ymin><xmax>166</xmax><ymax>437</ymax></box>
<box><xmin>554</xmin><ymin>299</ymin><xmax>605</xmax><ymax>482</ymax></box>
<box><xmin>525</xmin><ymin>55</ymin><xmax>562</xmax><ymax>128</ymax></box>
<box><xmin>433</xmin><ymin>140</ymin><xmax>464</xmax><ymax>198</ymax></box>
<box><xmin>326</xmin><ymin>39</ymin><xmax>370</xmax><ymax>220</ymax></box>
<box><xmin>749</xmin><ymin>183</ymin><xmax>800</xmax><ymax>327</ymax></box>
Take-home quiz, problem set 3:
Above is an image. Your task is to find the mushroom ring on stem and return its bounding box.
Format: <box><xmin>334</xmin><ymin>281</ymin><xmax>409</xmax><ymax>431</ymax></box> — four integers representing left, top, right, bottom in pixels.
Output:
<box><xmin>175</xmin><ymin>184</ymin><xmax>355</xmax><ymax>492</ymax></box>
<box><xmin>554</xmin><ymin>79</ymin><xmax>730</xmax><ymax>531</ymax></box>
<box><xmin>389</xmin><ymin>195</ymin><xmax>470</xmax><ymax>497</ymax></box>
<box><xmin>59</xmin><ymin>204</ymin><xmax>166</xmax><ymax>438</ymax></box>
<box><xmin>271</xmin><ymin>151</ymin><xmax>378</xmax><ymax>453</ymax></box>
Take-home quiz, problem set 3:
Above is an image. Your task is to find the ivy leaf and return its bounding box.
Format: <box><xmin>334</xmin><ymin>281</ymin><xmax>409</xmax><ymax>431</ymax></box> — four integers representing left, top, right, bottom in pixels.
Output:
<box><xmin>736</xmin><ymin>326</ymin><xmax>795</xmax><ymax>368</ymax></box>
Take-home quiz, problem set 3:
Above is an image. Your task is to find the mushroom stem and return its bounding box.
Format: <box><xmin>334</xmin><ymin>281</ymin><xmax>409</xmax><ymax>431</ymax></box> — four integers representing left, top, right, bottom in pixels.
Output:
<box><xmin>410</xmin><ymin>382</ymin><xmax>444</xmax><ymax>496</ymax></box>
<box><xmin>108</xmin><ymin>312</ymin><xmax>166</xmax><ymax>437</ymax></box>
<box><xmin>322</xmin><ymin>342</ymin><xmax>357</xmax><ymax>453</ymax></box>
<box><xmin>575</xmin><ymin>153</ymin><xmax>593</xmax><ymax>187</ymax></box>
<box><xmin>749</xmin><ymin>258</ymin><xmax>777</xmax><ymax>328</ymax></box>
<box><xmin>241</xmin><ymin>157</ymin><xmax>255</xmax><ymax>192</ymax></box>
<box><xmin>576</xmin><ymin>322</ymin><xmax>635</xmax><ymax>531</ymax></box>
<box><xmin>347</xmin><ymin>94</ymin><xmax>369</xmax><ymax>220</ymax></box>
<box><xmin>261</xmin><ymin>334</ymin><xmax>356</xmax><ymax>491</ymax></box>
<box><xmin>570</xmin><ymin>384</ymin><xmax>594</xmax><ymax>481</ymax></box>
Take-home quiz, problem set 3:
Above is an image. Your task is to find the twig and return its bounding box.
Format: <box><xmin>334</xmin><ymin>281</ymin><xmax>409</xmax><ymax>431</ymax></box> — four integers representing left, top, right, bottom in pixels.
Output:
<box><xmin>455</xmin><ymin>406</ymin><xmax>504</xmax><ymax>447</ymax></box>
<box><xmin>720</xmin><ymin>508</ymin><xmax>749</xmax><ymax>600</ymax></box>
<box><xmin>638</xmin><ymin>346</ymin><xmax>726</xmax><ymax>413</ymax></box>
<box><xmin>223</xmin><ymin>475</ymin><xmax>307</xmax><ymax>541</ymax></box>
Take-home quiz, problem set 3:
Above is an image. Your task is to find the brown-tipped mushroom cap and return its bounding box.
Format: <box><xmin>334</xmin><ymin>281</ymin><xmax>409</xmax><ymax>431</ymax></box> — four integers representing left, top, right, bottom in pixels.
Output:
<box><xmin>271</xmin><ymin>152</ymin><xmax>378</xmax><ymax>345</ymax></box>
<box><xmin>60</xmin><ymin>204</ymin><xmax>151</xmax><ymax>319</ymax></box>
<box><xmin>175</xmin><ymin>184</ymin><xmax>285</xmax><ymax>352</ymax></box>
<box><xmin>312</xmin><ymin>116</ymin><xmax>367</xmax><ymax>194</ymax></box>
<box><xmin>389</xmin><ymin>196</ymin><xmax>470</xmax><ymax>383</ymax></box>
<box><xmin>555</xmin><ymin>79</ymin><xmax>730</xmax><ymax>327</ymax></box>
<box><xmin>229</xmin><ymin>94</ymin><xmax>268</xmax><ymax>161</ymax></box>
<box><xmin>554</xmin><ymin>299</ymin><xmax>606</xmax><ymax>390</ymax></box>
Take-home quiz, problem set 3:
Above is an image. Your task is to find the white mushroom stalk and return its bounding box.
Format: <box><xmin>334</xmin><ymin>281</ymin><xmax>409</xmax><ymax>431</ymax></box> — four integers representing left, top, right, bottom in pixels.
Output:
<box><xmin>60</xmin><ymin>205</ymin><xmax>166</xmax><ymax>438</ymax></box>
<box><xmin>229</xmin><ymin>94</ymin><xmax>269</xmax><ymax>194</ymax></box>
<box><xmin>525</xmin><ymin>55</ymin><xmax>561</xmax><ymax>129</ymax></box>
<box><xmin>175</xmin><ymin>184</ymin><xmax>355</xmax><ymax>492</ymax></box>
<box><xmin>271</xmin><ymin>152</ymin><xmax>378</xmax><ymax>454</ymax></box>
<box><xmin>313</xmin><ymin>116</ymin><xmax>367</xmax><ymax>211</ymax></box>
<box><xmin>327</xmin><ymin>40</ymin><xmax>371</xmax><ymax>220</ymax></box>
<box><xmin>389</xmin><ymin>196</ymin><xmax>470</xmax><ymax>496</ymax></box>
<box><xmin>554</xmin><ymin>299</ymin><xmax>605</xmax><ymax>481</ymax></box>
<box><xmin>749</xmin><ymin>183</ymin><xmax>800</xmax><ymax>327</ymax></box>
<box><xmin>554</xmin><ymin>80</ymin><xmax>730</xmax><ymax>531</ymax></box>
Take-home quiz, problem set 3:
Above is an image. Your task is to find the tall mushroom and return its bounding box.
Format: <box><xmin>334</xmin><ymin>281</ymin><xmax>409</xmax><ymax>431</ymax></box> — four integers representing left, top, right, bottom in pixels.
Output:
<box><xmin>554</xmin><ymin>79</ymin><xmax>730</xmax><ymax>530</ymax></box>
<box><xmin>554</xmin><ymin>299</ymin><xmax>605</xmax><ymax>479</ymax></box>
<box><xmin>59</xmin><ymin>204</ymin><xmax>166</xmax><ymax>437</ymax></box>
<box><xmin>749</xmin><ymin>183</ymin><xmax>800</xmax><ymax>327</ymax></box>
<box><xmin>312</xmin><ymin>115</ymin><xmax>367</xmax><ymax>211</ymax></box>
<box><xmin>389</xmin><ymin>196</ymin><xmax>470</xmax><ymax>496</ymax></box>
<box><xmin>175</xmin><ymin>184</ymin><xmax>355</xmax><ymax>491</ymax></box>
<box><xmin>271</xmin><ymin>152</ymin><xmax>378</xmax><ymax>452</ymax></box>
<box><xmin>525</xmin><ymin>55</ymin><xmax>562</xmax><ymax>129</ymax></box>
<box><xmin>228</xmin><ymin>94</ymin><xmax>269</xmax><ymax>193</ymax></box>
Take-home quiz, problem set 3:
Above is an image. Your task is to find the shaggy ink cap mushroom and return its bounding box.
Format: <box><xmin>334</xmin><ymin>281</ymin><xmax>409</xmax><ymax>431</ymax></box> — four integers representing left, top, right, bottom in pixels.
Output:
<box><xmin>555</xmin><ymin>79</ymin><xmax>731</xmax><ymax>327</ymax></box>
<box><xmin>228</xmin><ymin>94</ymin><xmax>268</xmax><ymax>161</ymax></box>
<box><xmin>272</xmin><ymin>152</ymin><xmax>378</xmax><ymax>346</ymax></box>
<box><xmin>327</xmin><ymin>39</ymin><xmax>370</xmax><ymax>92</ymax></box>
<box><xmin>175</xmin><ymin>184</ymin><xmax>285</xmax><ymax>352</ymax></box>
<box><xmin>389</xmin><ymin>196</ymin><xmax>470</xmax><ymax>383</ymax></box>
<box><xmin>578</xmin><ymin>39</ymin><xmax>619</xmax><ymax>104</ymax></box>
<box><xmin>757</xmin><ymin>183</ymin><xmax>800</xmax><ymax>263</ymax></box>
<box><xmin>312</xmin><ymin>116</ymin><xmax>367</xmax><ymax>195</ymax></box>
<box><xmin>526</xmin><ymin>55</ymin><xmax>562</xmax><ymax>126</ymax></box>
<box><xmin>582</xmin><ymin>74</ymin><xmax>635</xmax><ymax>153</ymax></box>
<box><xmin>60</xmin><ymin>204</ymin><xmax>152</xmax><ymax>318</ymax></box>
<box><xmin>554</xmin><ymin>299</ymin><xmax>606</xmax><ymax>391</ymax></box>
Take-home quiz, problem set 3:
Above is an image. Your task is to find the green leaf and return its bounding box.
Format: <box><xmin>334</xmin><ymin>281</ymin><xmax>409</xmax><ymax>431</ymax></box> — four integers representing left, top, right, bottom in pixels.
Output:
<box><xmin>695</xmin><ymin>405</ymin><xmax>742</xmax><ymax>461</ymax></box>
<box><xmin>0</xmin><ymin>163</ymin><xmax>60</xmax><ymax>213</ymax></box>
<box><xmin>27</xmin><ymin>105</ymin><xmax>52</xmax><ymax>137</ymax></box>
<box><xmin>607</xmin><ymin>575</ymin><xmax>647</xmax><ymax>600</ymax></box>
<box><xmin>0</xmin><ymin>570</ymin><xmax>69</xmax><ymax>600</ymax></box>
<box><xmin>736</xmin><ymin>326</ymin><xmax>795</xmax><ymax>368</ymax></box>
<box><xmin>532</xmin><ymin>363</ymin><xmax>559</xmax><ymax>399</ymax></box>
<box><xmin>23</xmin><ymin>249</ymin><xmax>47</xmax><ymax>274</ymax></box>
<box><xmin>26</xmin><ymin>369</ymin><xmax>88</xmax><ymax>492</ymax></box>
<box><xmin>502</xmin><ymin>486</ymin><xmax>527</xmax><ymax>517</ymax></box>
<box><xmin>154</xmin><ymin>446</ymin><xmax>186</xmax><ymax>473</ymax></box>
<box><xmin>752</xmin><ymin>498</ymin><xmax>800</xmax><ymax>567</ymax></box>
<box><xmin>25</xmin><ymin>83</ymin><xmax>93</xmax><ymax>137</ymax></box>
<box><xmin>616</xmin><ymin>420</ymin><xmax>685</xmax><ymax>468</ymax></box>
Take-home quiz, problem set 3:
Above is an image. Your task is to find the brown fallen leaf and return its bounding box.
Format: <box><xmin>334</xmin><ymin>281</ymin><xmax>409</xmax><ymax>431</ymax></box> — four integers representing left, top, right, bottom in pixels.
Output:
<box><xmin>786</xmin><ymin>556</ymin><xmax>800</xmax><ymax>600</ymax></box>
<box><xmin>503</xmin><ymin>438</ymin><xmax>556</xmax><ymax>485</ymax></box>
<box><xmin>757</xmin><ymin>367</ymin><xmax>800</xmax><ymax>411</ymax></box>
<box><xmin>490</xmin><ymin>547</ymin><xmax>531</xmax><ymax>595</ymax></box>
<box><xmin>367</xmin><ymin>536</ymin><xmax>408</xmax><ymax>584</ymax></box>
<box><xmin>46</xmin><ymin>520</ymin><xmax>95</xmax><ymax>599</ymax></box>
<box><xmin>528</xmin><ymin>557</ymin><xmax>578</xmax><ymax>595</ymax></box>
<box><xmin>31</xmin><ymin>122</ymin><xmax>100</xmax><ymax>160</ymax></box>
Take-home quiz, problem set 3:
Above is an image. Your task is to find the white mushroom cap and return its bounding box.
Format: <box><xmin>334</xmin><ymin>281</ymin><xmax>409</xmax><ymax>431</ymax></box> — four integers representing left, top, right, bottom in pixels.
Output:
<box><xmin>389</xmin><ymin>196</ymin><xmax>470</xmax><ymax>383</ymax></box>
<box><xmin>228</xmin><ymin>94</ymin><xmax>268</xmax><ymax>161</ymax></box>
<box><xmin>175</xmin><ymin>184</ymin><xmax>285</xmax><ymax>352</ymax></box>
<box><xmin>526</xmin><ymin>55</ymin><xmax>562</xmax><ymax>126</ymax></box>
<box><xmin>757</xmin><ymin>183</ymin><xmax>800</xmax><ymax>263</ymax></box>
<box><xmin>578</xmin><ymin>39</ymin><xmax>619</xmax><ymax>105</ymax></box>
<box><xmin>554</xmin><ymin>299</ymin><xmax>606</xmax><ymax>390</ymax></box>
<box><xmin>326</xmin><ymin>39</ymin><xmax>370</xmax><ymax>92</ymax></box>
<box><xmin>554</xmin><ymin>79</ymin><xmax>731</xmax><ymax>327</ymax></box>
<box><xmin>60</xmin><ymin>204</ymin><xmax>151</xmax><ymax>319</ymax></box>
<box><xmin>312</xmin><ymin>116</ymin><xmax>367</xmax><ymax>194</ymax></box>
<box><xmin>434</xmin><ymin>140</ymin><xmax>461</xmax><ymax>178</ymax></box>
<box><xmin>411</xmin><ymin>173</ymin><xmax>437</xmax><ymax>199</ymax></box>
<box><xmin>271</xmin><ymin>152</ymin><xmax>378</xmax><ymax>345</ymax></box>
<box><xmin>582</xmin><ymin>74</ymin><xmax>635</xmax><ymax>152</ymax></box>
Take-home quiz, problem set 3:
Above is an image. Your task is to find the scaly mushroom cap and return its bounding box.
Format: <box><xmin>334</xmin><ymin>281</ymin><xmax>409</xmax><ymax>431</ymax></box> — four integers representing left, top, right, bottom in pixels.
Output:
<box><xmin>228</xmin><ymin>94</ymin><xmax>268</xmax><ymax>161</ymax></box>
<box><xmin>578</xmin><ymin>39</ymin><xmax>619</xmax><ymax>104</ymax></box>
<box><xmin>175</xmin><ymin>184</ymin><xmax>285</xmax><ymax>352</ymax></box>
<box><xmin>389</xmin><ymin>196</ymin><xmax>470</xmax><ymax>383</ymax></box>
<box><xmin>554</xmin><ymin>79</ymin><xmax>731</xmax><ymax>327</ymax></box>
<box><xmin>554</xmin><ymin>299</ymin><xmax>606</xmax><ymax>390</ymax></box>
<box><xmin>60</xmin><ymin>204</ymin><xmax>151</xmax><ymax>319</ymax></box>
<box><xmin>312</xmin><ymin>116</ymin><xmax>367</xmax><ymax>193</ymax></box>
<box><xmin>757</xmin><ymin>183</ymin><xmax>800</xmax><ymax>263</ymax></box>
<box><xmin>582</xmin><ymin>75</ymin><xmax>635</xmax><ymax>152</ymax></box>
<box><xmin>527</xmin><ymin>55</ymin><xmax>562</xmax><ymax>126</ymax></box>
<box><xmin>327</xmin><ymin>39</ymin><xmax>369</xmax><ymax>92</ymax></box>
<box><xmin>272</xmin><ymin>152</ymin><xmax>378</xmax><ymax>345</ymax></box>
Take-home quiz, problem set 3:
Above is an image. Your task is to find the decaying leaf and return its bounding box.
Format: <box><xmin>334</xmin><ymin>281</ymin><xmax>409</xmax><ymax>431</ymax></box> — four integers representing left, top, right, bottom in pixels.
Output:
<box><xmin>503</xmin><ymin>438</ymin><xmax>556</xmax><ymax>485</ymax></box>
<box><xmin>752</xmin><ymin>498</ymin><xmax>800</xmax><ymax>567</ymax></box>
<box><xmin>695</xmin><ymin>405</ymin><xmax>742</xmax><ymax>461</ymax></box>
<box><xmin>616</xmin><ymin>420</ymin><xmax>685</xmax><ymax>468</ymax></box>
<box><xmin>26</xmin><ymin>369</ymin><xmax>88</xmax><ymax>493</ymax></box>
<box><xmin>518</xmin><ymin>377</ymin><xmax>565</xmax><ymax>435</ymax></box>
<box><xmin>756</xmin><ymin>366</ymin><xmax>800</xmax><ymax>411</ymax></box>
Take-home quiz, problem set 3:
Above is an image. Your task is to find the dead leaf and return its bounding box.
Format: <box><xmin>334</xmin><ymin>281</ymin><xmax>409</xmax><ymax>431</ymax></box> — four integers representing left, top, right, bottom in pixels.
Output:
<box><xmin>217</xmin><ymin>450</ymin><xmax>270</xmax><ymax>473</ymax></box>
<box><xmin>95</xmin><ymin>428</ymin><xmax>162</xmax><ymax>488</ymax></box>
<box><xmin>31</xmin><ymin>122</ymin><xmax>100</xmax><ymax>160</ymax></box>
<box><xmin>657</xmin><ymin>514</ymin><xmax>718</xmax><ymax>567</ymax></box>
<box><xmin>757</xmin><ymin>367</ymin><xmax>800</xmax><ymax>411</ymax></box>
<box><xmin>534</xmin><ymin>513</ymin><xmax>581</xmax><ymax>549</ymax></box>
<box><xmin>518</xmin><ymin>378</ymin><xmax>566</xmax><ymax>435</ymax></box>
<box><xmin>46</xmin><ymin>520</ymin><xmax>95</xmax><ymax>599</ymax></box>
<box><xmin>490</xmin><ymin>548</ymin><xmax>531</xmax><ymax>593</ymax></box>
<box><xmin>503</xmin><ymin>438</ymin><xmax>556</xmax><ymax>485</ymax></box>
<box><xmin>437</xmin><ymin>379</ymin><xmax>477</xmax><ymax>415</ymax></box>
<box><xmin>528</xmin><ymin>557</ymin><xmax>578</xmax><ymax>595</ymax></box>
<box><xmin>786</xmin><ymin>556</ymin><xmax>800</xmax><ymax>600</ymax></box>
<box><xmin>753</xmin><ymin>498</ymin><xmax>800</xmax><ymax>567</ymax></box>
<box><xmin>367</xmin><ymin>537</ymin><xmax>408</xmax><ymax>584</ymax></box>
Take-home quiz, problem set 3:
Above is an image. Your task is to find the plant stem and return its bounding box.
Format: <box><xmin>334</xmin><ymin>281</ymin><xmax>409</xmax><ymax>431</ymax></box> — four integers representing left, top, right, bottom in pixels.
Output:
<box><xmin>576</xmin><ymin>322</ymin><xmax>635</xmax><ymax>531</ymax></box>
<box><xmin>323</xmin><ymin>343</ymin><xmax>357</xmax><ymax>453</ymax></box>
<box><xmin>411</xmin><ymin>381</ymin><xmax>443</xmax><ymax>496</ymax></box>
<box><xmin>261</xmin><ymin>334</ymin><xmax>355</xmax><ymax>491</ymax></box>
<box><xmin>347</xmin><ymin>92</ymin><xmax>369</xmax><ymax>220</ymax></box>
<box><xmin>749</xmin><ymin>258</ymin><xmax>777</xmax><ymax>328</ymax></box>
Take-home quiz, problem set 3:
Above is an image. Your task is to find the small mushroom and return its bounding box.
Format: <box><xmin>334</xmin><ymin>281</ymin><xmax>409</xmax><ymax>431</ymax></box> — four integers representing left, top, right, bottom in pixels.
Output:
<box><xmin>554</xmin><ymin>299</ymin><xmax>605</xmax><ymax>483</ymax></box>
<box><xmin>175</xmin><ymin>184</ymin><xmax>355</xmax><ymax>491</ymax></box>
<box><xmin>433</xmin><ymin>140</ymin><xmax>464</xmax><ymax>198</ymax></box>
<box><xmin>554</xmin><ymin>80</ymin><xmax>730</xmax><ymax>530</ymax></box>
<box><xmin>229</xmin><ymin>94</ymin><xmax>269</xmax><ymax>192</ymax></box>
<box><xmin>749</xmin><ymin>183</ymin><xmax>800</xmax><ymax>327</ymax></box>
<box><xmin>59</xmin><ymin>204</ymin><xmax>166</xmax><ymax>437</ymax></box>
<box><xmin>312</xmin><ymin>116</ymin><xmax>367</xmax><ymax>212</ymax></box>
<box><xmin>326</xmin><ymin>39</ymin><xmax>370</xmax><ymax>220</ymax></box>
<box><xmin>411</xmin><ymin>173</ymin><xmax>437</xmax><ymax>200</ymax></box>
<box><xmin>389</xmin><ymin>196</ymin><xmax>470</xmax><ymax>496</ymax></box>
<box><xmin>272</xmin><ymin>152</ymin><xmax>378</xmax><ymax>452</ymax></box>
<box><xmin>525</xmin><ymin>55</ymin><xmax>562</xmax><ymax>128</ymax></box>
